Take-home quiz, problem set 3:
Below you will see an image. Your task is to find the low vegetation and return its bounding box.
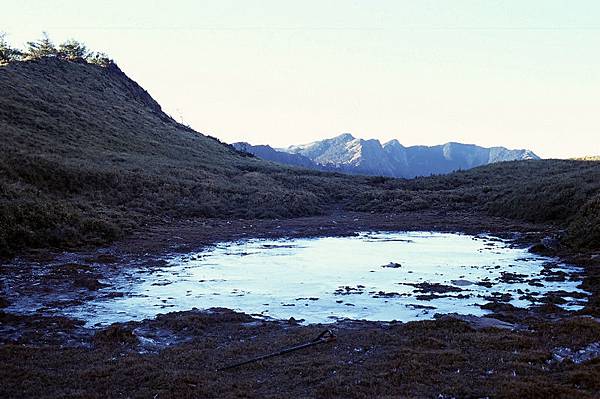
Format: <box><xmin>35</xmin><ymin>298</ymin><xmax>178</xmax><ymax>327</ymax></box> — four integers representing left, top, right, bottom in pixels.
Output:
<box><xmin>574</xmin><ymin>156</ymin><xmax>600</xmax><ymax>161</ymax></box>
<box><xmin>1</xmin><ymin>38</ymin><xmax>599</xmax><ymax>257</ymax></box>
<box><xmin>0</xmin><ymin>32</ymin><xmax>111</xmax><ymax>66</ymax></box>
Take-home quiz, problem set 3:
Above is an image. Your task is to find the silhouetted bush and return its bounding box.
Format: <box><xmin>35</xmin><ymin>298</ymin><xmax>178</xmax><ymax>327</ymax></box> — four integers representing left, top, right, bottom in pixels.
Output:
<box><xmin>25</xmin><ymin>32</ymin><xmax>58</xmax><ymax>60</ymax></box>
<box><xmin>0</xmin><ymin>32</ymin><xmax>112</xmax><ymax>67</ymax></box>
<box><xmin>0</xmin><ymin>33</ymin><xmax>21</xmax><ymax>65</ymax></box>
<box><xmin>57</xmin><ymin>39</ymin><xmax>89</xmax><ymax>61</ymax></box>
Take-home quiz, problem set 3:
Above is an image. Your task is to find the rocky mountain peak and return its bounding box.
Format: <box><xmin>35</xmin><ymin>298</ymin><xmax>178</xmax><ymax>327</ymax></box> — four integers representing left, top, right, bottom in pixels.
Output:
<box><xmin>239</xmin><ymin>134</ymin><xmax>540</xmax><ymax>178</ymax></box>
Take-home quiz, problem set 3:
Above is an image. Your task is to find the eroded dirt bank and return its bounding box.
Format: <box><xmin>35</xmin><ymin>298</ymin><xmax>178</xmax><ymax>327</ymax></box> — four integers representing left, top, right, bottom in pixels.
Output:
<box><xmin>1</xmin><ymin>211</ymin><xmax>600</xmax><ymax>398</ymax></box>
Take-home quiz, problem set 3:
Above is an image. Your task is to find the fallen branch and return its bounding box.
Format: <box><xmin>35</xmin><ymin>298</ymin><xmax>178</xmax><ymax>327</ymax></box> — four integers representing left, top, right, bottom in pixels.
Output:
<box><xmin>218</xmin><ymin>330</ymin><xmax>336</xmax><ymax>371</ymax></box>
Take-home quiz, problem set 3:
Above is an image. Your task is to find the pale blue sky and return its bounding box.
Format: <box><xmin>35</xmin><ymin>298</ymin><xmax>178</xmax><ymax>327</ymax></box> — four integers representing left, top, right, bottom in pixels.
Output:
<box><xmin>3</xmin><ymin>0</ymin><xmax>600</xmax><ymax>158</ymax></box>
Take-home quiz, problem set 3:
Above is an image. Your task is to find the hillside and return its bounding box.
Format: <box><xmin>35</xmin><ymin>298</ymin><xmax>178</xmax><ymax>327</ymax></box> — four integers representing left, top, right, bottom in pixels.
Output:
<box><xmin>575</xmin><ymin>156</ymin><xmax>600</xmax><ymax>161</ymax></box>
<box><xmin>1</xmin><ymin>58</ymin><xmax>599</xmax><ymax>256</ymax></box>
<box><xmin>0</xmin><ymin>58</ymin><xmax>363</xmax><ymax>255</ymax></box>
<box><xmin>237</xmin><ymin>134</ymin><xmax>539</xmax><ymax>178</ymax></box>
<box><xmin>233</xmin><ymin>142</ymin><xmax>318</xmax><ymax>169</ymax></box>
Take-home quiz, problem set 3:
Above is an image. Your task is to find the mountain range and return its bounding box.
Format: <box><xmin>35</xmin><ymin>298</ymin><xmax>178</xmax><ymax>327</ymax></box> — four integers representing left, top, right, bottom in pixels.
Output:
<box><xmin>233</xmin><ymin>133</ymin><xmax>539</xmax><ymax>178</ymax></box>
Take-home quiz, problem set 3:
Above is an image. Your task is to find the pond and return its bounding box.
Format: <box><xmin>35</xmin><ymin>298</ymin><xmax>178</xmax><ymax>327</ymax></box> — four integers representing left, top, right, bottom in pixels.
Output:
<box><xmin>65</xmin><ymin>232</ymin><xmax>587</xmax><ymax>325</ymax></box>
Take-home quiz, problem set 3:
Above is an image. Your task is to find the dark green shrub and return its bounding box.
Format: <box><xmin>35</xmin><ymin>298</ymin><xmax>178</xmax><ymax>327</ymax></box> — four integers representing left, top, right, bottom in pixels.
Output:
<box><xmin>567</xmin><ymin>194</ymin><xmax>600</xmax><ymax>249</ymax></box>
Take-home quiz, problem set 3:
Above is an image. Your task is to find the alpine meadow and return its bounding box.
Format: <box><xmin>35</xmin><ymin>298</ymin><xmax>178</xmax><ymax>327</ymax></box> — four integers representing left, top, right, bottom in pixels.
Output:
<box><xmin>2</xmin><ymin>4</ymin><xmax>600</xmax><ymax>398</ymax></box>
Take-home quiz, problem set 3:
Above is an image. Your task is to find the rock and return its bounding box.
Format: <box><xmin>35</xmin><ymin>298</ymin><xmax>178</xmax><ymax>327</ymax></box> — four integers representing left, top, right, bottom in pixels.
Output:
<box><xmin>498</xmin><ymin>272</ymin><xmax>527</xmax><ymax>284</ymax></box>
<box><xmin>334</xmin><ymin>286</ymin><xmax>364</xmax><ymax>295</ymax></box>
<box><xmin>372</xmin><ymin>291</ymin><xmax>407</xmax><ymax>298</ymax></box>
<box><xmin>73</xmin><ymin>276</ymin><xmax>108</xmax><ymax>290</ymax></box>
<box><xmin>552</xmin><ymin>342</ymin><xmax>600</xmax><ymax>364</ymax></box>
<box><xmin>479</xmin><ymin>302</ymin><xmax>519</xmax><ymax>312</ymax></box>
<box><xmin>529</xmin><ymin>243</ymin><xmax>554</xmax><ymax>255</ymax></box>
<box><xmin>404</xmin><ymin>282</ymin><xmax>463</xmax><ymax>294</ymax></box>
<box><xmin>451</xmin><ymin>279</ymin><xmax>475</xmax><ymax>286</ymax></box>
<box><xmin>541</xmin><ymin>236</ymin><xmax>560</xmax><ymax>250</ymax></box>
<box><xmin>406</xmin><ymin>303</ymin><xmax>436</xmax><ymax>310</ymax></box>
<box><xmin>483</xmin><ymin>292</ymin><xmax>512</xmax><ymax>302</ymax></box>
<box><xmin>93</xmin><ymin>325</ymin><xmax>138</xmax><ymax>346</ymax></box>
<box><xmin>435</xmin><ymin>313</ymin><xmax>519</xmax><ymax>330</ymax></box>
<box><xmin>382</xmin><ymin>262</ymin><xmax>402</xmax><ymax>268</ymax></box>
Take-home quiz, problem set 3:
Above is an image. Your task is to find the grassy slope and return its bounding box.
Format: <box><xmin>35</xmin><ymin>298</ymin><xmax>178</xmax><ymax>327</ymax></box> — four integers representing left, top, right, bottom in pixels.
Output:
<box><xmin>0</xmin><ymin>58</ymin><xmax>365</xmax><ymax>255</ymax></box>
<box><xmin>1</xmin><ymin>58</ymin><xmax>599</xmax><ymax>256</ymax></box>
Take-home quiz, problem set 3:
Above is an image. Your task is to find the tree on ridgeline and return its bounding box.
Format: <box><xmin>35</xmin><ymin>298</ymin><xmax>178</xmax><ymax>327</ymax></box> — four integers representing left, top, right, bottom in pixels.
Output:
<box><xmin>25</xmin><ymin>32</ymin><xmax>58</xmax><ymax>59</ymax></box>
<box><xmin>1</xmin><ymin>32</ymin><xmax>113</xmax><ymax>67</ymax></box>
<box><xmin>86</xmin><ymin>51</ymin><xmax>113</xmax><ymax>67</ymax></box>
<box><xmin>57</xmin><ymin>39</ymin><xmax>89</xmax><ymax>61</ymax></box>
<box><xmin>0</xmin><ymin>33</ymin><xmax>22</xmax><ymax>65</ymax></box>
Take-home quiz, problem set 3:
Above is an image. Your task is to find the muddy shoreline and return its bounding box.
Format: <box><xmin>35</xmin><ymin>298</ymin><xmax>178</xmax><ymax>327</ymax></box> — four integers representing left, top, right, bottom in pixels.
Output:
<box><xmin>1</xmin><ymin>211</ymin><xmax>600</xmax><ymax>398</ymax></box>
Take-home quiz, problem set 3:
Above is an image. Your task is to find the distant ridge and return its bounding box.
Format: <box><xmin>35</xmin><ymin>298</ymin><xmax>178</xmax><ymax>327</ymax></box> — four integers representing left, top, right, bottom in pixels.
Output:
<box><xmin>233</xmin><ymin>133</ymin><xmax>539</xmax><ymax>178</ymax></box>
<box><xmin>573</xmin><ymin>156</ymin><xmax>600</xmax><ymax>161</ymax></box>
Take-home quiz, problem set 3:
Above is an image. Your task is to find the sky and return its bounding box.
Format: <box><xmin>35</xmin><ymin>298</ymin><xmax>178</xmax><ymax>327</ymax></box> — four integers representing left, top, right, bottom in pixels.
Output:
<box><xmin>3</xmin><ymin>0</ymin><xmax>599</xmax><ymax>158</ymax></box>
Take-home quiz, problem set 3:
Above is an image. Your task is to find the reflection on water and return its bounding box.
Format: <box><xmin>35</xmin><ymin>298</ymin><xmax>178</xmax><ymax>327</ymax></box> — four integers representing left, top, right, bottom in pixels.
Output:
<box><xmin>70</xmin><ymin>232</ymin><xmax>587</xmax><ymax>325</ymax></box>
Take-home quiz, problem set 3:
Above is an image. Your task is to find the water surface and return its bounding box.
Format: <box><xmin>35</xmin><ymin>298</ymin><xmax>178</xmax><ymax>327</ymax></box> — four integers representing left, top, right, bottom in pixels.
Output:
<box><xmin>67</xmin><ymin>232</ymin><xmax>587</xmax><ymax>325</ymax></box>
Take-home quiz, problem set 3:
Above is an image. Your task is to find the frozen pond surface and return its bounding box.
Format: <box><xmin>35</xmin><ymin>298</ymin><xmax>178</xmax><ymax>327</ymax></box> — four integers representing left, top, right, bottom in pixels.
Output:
<box><xmin>69</xmin><ymin>232</ymin><xmax>587</xmax><ymax>325</ymax></box>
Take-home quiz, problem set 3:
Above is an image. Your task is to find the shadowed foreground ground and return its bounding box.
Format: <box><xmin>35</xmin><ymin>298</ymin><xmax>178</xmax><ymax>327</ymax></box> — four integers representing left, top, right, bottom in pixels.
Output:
<box><xmin>1</xmin><ymin>309</ymin><xmax>599</xmax><ymax>398</ymax></box>
<box><xmin>1</xmin><ymin>212</ymin><xmax>600</xmax><ymax>398</ymax></box>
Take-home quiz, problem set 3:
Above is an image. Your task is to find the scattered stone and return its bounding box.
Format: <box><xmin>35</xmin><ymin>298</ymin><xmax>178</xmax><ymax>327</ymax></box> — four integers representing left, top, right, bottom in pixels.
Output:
<box><xmin>541</xmin><ymin>236</ymin><xmax>560</xmax><ymax>251</ymax></box>
<box><xmin>540</xmin><ymin>268</ymin><xmax>568</xmax><ymax>282</ymax></box>
<box><xmin>436</xmin><ymin>313</ymin><xmax>519</xmax><ymax>330</ymax></box>
<box><xmin>334</xmin><ymin>286</ymin><xmax>365</xmax><ymax>295</ymax></box>
<box><xmin>372</xmin><ymin>291</ymin><xmax>408</xmax><ymax>299</ymax></box>
<box><xmin>518</xmin><ymin>293</ymin><xmax>539</xmax><ymax>302</ymax></box>
<box><xmin>479</xmin><ymin>302</ymin><xmax>519</xmax><ymax>312</ymax></box>
<box><xmin>406</xmin><ymin>303</ymin><xmax>436</xmax><ymax>310</ymax></box>
<box><xmin>529</xmin><ymin>243</ymin><xmax>555</xmax><ymax>256</ymax></box>
<box><xmin>151</xmin><ymin>280</ymin><xmax>172</xmax><ymax>287</ymax></box>
<box><xmin>498</xmin><ymin>272</ymin><xmax>527</xmax><ymax>284</ymax></box>
<box><xmin>93</xmin><ymin>325</ymin><xmax>138</xmax><ymax>346</ymax></box>
<box><xmin>415</xmin><ymin>293</ymin><xmax>471</xmax><ymax>301</ymax></box>
<box><xmin>403</xmin><ymin>282</ymin><xmax>463</xmax><ymax>294</ymax></box>
<box><xmin>539</xmin><ymin>295</ymin><xmax>567</xmax><ymax>305</ymax></box>
<box><xmin>73</xmin><ymin>276</ymin><xmax>108</xmax><ymax>290</ymax></box>
<box><xmin>546</xmin><ymin>290</ymin><xmax>588</xmax><ymax>299</ymax></box>
<box><xmin>552</xmin><ymin>342</ymin><xmax>600</xmax><ymax>364</ymax></box>
<box><xmin>527</xmin><ymin>279</ymin><xmax>544</xmax><ymax>287</ymax></box>
<box><xmin>483</xmin><ymin>292</ymin><xmax>512</xmax><ymax>302</ymax></box>
<box><xmin>52</xmin><ymin>263</ymin><xmax>93</xmax><ymax>275</ymax></box>
<box><xmin>451</xmin><ymin>279</ymin><xmax>475</xmax><ymax>286</ymax></box>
